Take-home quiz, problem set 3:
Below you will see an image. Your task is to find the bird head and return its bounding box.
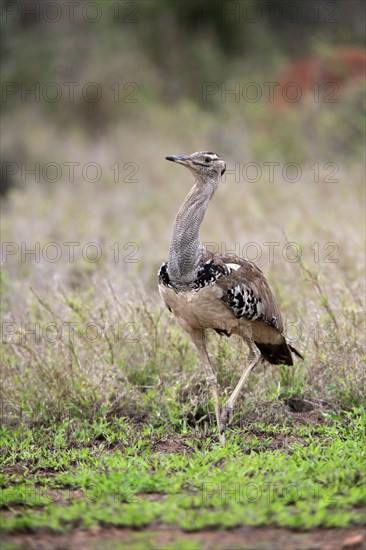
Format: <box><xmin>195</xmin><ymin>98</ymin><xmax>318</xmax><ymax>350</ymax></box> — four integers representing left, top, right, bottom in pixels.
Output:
<box><xmin>166</xmin><ymin>151</ymin><xmax>226</xmax><ymax>180</ymax></box>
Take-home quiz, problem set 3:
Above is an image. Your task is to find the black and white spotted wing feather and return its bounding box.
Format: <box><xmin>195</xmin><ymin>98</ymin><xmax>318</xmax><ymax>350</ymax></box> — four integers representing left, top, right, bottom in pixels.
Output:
<box><xmin>207</xmin><ymin>253</ymin><xmax>302</xmax><ymax>365</ymax></box>
<box><xmin>210</xmin><ymin>253</ymin><xmax>282</xmax><ymax>330</ymax></box>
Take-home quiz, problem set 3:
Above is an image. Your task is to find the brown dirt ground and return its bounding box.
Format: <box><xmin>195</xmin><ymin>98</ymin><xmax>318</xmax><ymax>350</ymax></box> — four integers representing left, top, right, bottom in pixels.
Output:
<box><xmin>2</xmin><ymin>526</ymin><xmax>365</xmax><ymax>550</ymax></box>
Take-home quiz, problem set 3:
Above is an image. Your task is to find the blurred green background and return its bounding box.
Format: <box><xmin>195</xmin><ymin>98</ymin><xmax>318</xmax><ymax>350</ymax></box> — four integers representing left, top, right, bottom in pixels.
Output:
<box><xmin>2</xmin><ymin>0</ymin><xmax>365</xmax><ymax>167</ymax></box>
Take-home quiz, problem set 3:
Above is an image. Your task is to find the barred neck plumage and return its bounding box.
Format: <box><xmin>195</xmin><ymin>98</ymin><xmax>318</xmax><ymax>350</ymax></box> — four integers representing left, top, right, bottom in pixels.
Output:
<box><xmin>167</xmin><ymin>175</ymin><xmax>220</xmax><ymax>288</ymax></box>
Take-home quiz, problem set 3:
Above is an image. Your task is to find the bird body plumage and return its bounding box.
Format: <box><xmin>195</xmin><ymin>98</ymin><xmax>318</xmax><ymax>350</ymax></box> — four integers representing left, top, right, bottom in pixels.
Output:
<box><xmin>159</xmin><ymin>151</ymin><xmax>303</xmax><ymax>445</ymax></box>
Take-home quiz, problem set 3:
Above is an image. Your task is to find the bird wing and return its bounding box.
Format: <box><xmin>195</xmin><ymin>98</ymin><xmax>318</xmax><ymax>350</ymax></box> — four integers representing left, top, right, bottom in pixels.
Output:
<box><xmin>201</xmin><ymin>252</ymin><xmax>284</xmax><ymax>334</ymax></box>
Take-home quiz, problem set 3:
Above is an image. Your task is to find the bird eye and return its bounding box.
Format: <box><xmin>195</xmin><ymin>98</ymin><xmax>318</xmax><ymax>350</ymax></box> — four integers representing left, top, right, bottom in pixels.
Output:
<box><xmin>205</xmin><ymin>157</ymin><xmax>211</xmax><ymax>163</ymax></box>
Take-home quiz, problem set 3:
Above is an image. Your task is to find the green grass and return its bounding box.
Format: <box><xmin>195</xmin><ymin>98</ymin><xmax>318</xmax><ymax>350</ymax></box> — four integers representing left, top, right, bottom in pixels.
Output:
<box><xmin>1</xmin><ymin>408</ymin><xmax>365</xmax><ymax>534</ymax></box>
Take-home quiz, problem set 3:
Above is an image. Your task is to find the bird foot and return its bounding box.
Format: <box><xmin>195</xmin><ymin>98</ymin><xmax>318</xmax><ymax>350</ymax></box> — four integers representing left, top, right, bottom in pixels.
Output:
<box><xmin>220</xmin><ymin>404</ymin><xmax>233</xmax><ymax>434</ymax></box>
<box><xmin>219</xmin><ymin>431</ymin><xmax>226</xmax><ymax>446</ymax></box>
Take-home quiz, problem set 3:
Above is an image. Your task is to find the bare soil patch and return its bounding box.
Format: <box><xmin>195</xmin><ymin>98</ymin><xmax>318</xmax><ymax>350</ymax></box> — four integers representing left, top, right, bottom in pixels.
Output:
<box><xmin>2</xmin><ymin>525</ymin><xmax>365</xmax><ymax>550</ymax></box>
<box><xmin>152</xmin><ymin>436</ymin><xmax>192</xmax><ymax>454</ymax></box>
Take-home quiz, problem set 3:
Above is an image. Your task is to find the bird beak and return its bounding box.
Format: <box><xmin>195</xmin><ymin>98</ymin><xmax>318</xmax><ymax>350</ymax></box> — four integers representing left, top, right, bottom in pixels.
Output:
<box><xmin>165</xmin><ymin>155</ymin><xmax>189</xmax><ymax>165</ymax></box>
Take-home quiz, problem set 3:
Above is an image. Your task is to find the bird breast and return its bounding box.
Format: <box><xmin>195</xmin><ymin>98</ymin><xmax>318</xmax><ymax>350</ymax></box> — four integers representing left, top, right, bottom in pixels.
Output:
<box><xmin>159</xmin><ymin>282</ymin><xmax>251</xmax><ymax>336</ymax></box>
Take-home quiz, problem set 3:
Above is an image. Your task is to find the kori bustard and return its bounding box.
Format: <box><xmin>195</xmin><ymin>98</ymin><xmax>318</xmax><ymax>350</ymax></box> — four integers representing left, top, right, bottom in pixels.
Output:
<box><xmin>158</xmin><ymin>152</ymin><xmax>303</xmax><ymax>445</ymax></box>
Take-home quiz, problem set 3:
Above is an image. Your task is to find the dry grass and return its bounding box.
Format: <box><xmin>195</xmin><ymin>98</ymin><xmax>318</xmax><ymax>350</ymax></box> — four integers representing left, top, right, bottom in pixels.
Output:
<box><xmin>1</xmin><ymin>84</ymin><xmax>365</xmax><ymax>431</ymax></box>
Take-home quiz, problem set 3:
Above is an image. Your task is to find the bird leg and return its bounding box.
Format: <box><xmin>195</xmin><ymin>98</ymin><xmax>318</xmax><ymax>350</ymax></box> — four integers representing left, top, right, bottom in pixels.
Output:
<box><xmin>220</xmin><ymin>345</ymin><xmax>262</xmax><ymax>434</ymax></box>
<box><xmin>190</xmin><ymin>329</ymin><xmax>226</xmax><ymax>446</ymax></box>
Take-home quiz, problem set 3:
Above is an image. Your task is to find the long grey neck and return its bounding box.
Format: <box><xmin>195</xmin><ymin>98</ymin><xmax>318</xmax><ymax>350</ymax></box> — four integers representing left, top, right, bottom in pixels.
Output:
<box><xmin>167</xmin><ymin>175</ymin><xmax>219</xmax><ymax>288</ymax></box>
